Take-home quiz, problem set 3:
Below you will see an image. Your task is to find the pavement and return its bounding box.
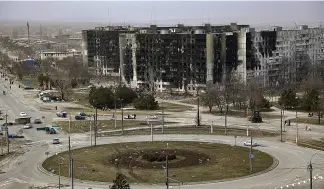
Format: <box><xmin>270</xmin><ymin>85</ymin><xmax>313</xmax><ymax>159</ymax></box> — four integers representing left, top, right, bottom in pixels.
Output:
<box><xmin>0</xmin><ymin>73</ymin><xmax>324</xmax><ymax>189</ymax></box>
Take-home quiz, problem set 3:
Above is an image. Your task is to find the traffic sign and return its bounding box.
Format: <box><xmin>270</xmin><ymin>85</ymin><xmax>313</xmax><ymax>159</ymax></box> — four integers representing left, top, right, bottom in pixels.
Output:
<box><xmin>26</xmin><ymin>81</ymin><xmax>31</xmax><ymax>85</ymax></box>
<box><xmin>249</xmin><ymin>153</ymin><xmax>254</xmax><ymax>159</ymax></box>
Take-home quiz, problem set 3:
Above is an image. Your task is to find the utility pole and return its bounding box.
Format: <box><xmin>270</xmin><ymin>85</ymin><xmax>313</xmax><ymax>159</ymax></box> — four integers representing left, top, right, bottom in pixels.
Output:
<box><xmin>114</xmin><ymin>81</ymin><xmax>117</xmax><ymax>129</ymax></box>
<box><xmin>250</xmin><ymin>135</ymin><xmax>253</xmax><ymax>173</ymax></box>
<box><xmin>121</xmin><ymin>99</ymin><xmax>124</xmax><ymax>135</ymax></box>
<box><xmin>162</xmin><ymin>99</ymin><xmax>165</xmax><ymax>134</ymax></box>
<box><xmin>296</xmin><ymin>108</ymin><xmax>298</xmax><ymax>144</ymax></box>
<box><xmin>89</xmin><ymin>116</ymin><xmax>92</xmax><ymax>146</ymax></box>
<box><xmin>58</xmin><ymin>163</ymin><xmax>61</xmax><ymax>189</ymax></box>
<box><xmin>166</xmin><ymin>143</ymin><xmax>169</xmax><ymax>189</ymax></box>
<box><xmin>68</xmin><ymin>136</ymin><xmax>72</xmax><ymax>178</ymax></box>
<box><xmin>71</xmin><ymin>158</ymin><xmax>74</xmax><ymax>189</ymax></box>
<box><xmin>196</xmin><ymin>90</ymin><xmax>200</xmax><ymax>126</ymax></box>
<box><xmin>280</xmin><ymin>108</ymin><xmax>283</xmax><ymax>142</ymax></box>
<box><xmin>95</xmin><ymin>107</ymin><xmax>98</xmax><ymax>146</ymax></box>
<box><xmin>5</xmin><ymin>113</ymin><xmax>9</xmax><ymax>154</ymax></box>
<box><xmin>68</xmin><ymin>115</ymin><xmax>71</xmax><ymax>134</ymax></box>
<box><xmin>151</xmin><ymin>123</ymin><xmax>153</xmax><ymax>141</ymax></box>
<box><xmin>308</xmin><ymin>162</ymin><xmax>313</xmax><ymax>189</ymax></box>
<box><xmin>225</xmin><ymin>104</ymin><xmax>228</xmax><ymax>135</ymax></box>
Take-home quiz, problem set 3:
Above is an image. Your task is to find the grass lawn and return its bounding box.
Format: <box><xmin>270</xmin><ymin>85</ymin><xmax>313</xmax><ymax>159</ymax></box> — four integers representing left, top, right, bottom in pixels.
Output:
<box><xmin>289</xmin><ymin>118</ymin><xmax>324</xmax><ymax>126</ymax></box>
<box><xmin>160</xmin><ymin>102</ymin><xmax>193</xmax><ymax>112</ymax></box>
<box><xmin>43</xmin><ymin>141</ymin><xmax>274</xmax><ymax>184</ymax></box>
<box><xmin>20</xmin><ymin>76</ymin><xmax>40</xmax><ymax>88</ymax></box>
<box><xmin>297</xmin><ymin>138</ymin><xmax>324</xmax><ymax>151</ymax></box>
<box><xmin>52</xmin><ymin>120</ymin><xmax>172</xmax><ymax>133</ymax></box>
<box><xmin>102</xmin><ymin>125</ymin><xmax>278</xmax><ymax>138</ymax></box>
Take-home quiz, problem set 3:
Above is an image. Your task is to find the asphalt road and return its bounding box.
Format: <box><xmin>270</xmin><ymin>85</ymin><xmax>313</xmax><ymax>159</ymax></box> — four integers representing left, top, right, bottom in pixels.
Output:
<box><xmin>1</xmin><ymin>75</ymin><xmax>324</xmax><ymax>189</ymax></box>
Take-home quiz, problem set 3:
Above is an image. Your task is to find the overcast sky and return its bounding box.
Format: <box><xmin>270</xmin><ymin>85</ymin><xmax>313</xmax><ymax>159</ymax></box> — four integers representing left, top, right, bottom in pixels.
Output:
<box><xmin>0</xmin><ymin>1</ymin><xmax>323</xmax><ymax>26</ymax></box>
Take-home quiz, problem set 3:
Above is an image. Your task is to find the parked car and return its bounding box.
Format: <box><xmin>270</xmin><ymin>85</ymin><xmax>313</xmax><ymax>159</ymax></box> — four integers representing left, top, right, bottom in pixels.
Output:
<box><xmin>0</xmin><ymin>115</ymin><xmax>3</xmax><ymax>120</ymax></box>
<box><xmin>52</xmin><ymin>138</ymin><xmax>60</xmax><ymax>144</ymax></box>
<box><xmin>244</xmin><ymin>141</ymin><xmax>259</xmax><ymax>147</ymax></box>
<box><xmin>20</xmin><ymin>112</ymin><xmax>27</xmax><ymax>117</ymax></box>
<box><xmin>124</xmin><ymin>114</ymin><xmax>136</xmax><ymax>119</ymax></box>
<box><xmin>56</xmin><ymin>111</ymin><xmax>67</xmax><ymax>118</ymax></box>
<box><xmin>75</xmin><ymin>115</ymin><xmax>86</xmax><ymax>120</ymax></box>
<box><xmin>34</xmin><ymin>118</ymin><xmax>42</xmax><ymax>124</ymax></box>
<box><xmin>23</xmin><ymin>123</ymin><xmax>33</xmax><ymax>129</ymax></box>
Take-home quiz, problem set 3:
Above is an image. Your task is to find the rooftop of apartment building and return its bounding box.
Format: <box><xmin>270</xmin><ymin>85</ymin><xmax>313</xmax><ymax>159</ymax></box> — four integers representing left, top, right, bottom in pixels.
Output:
<box><xmin>84</xmin><ymin>23</ymin><xmax>251</xmax><ymax>34</ymax></box>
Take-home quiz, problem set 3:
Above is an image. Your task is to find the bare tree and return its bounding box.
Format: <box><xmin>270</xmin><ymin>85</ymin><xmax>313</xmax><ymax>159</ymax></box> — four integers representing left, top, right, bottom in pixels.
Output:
<box><xmin>246</xmin><ymin>78</ymin><xmax>265</xmax><ymax>110</ymax></box>
<box><xmin>51</xmin><ymin>70</ymin><xmax>72</xmax><ymax>100</ymax></box>
<box><xmin>201</xmin><ymin>81</ymin><xmax>223</xmax><ymax>113</ymax></box>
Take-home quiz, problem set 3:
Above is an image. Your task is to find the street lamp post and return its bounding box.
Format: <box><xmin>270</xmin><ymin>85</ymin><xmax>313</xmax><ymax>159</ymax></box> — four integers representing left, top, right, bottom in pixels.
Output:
<box><xmin>309</xmin><ymin>152</ymin><xmax>317</xmax><ymax>189</ymax></box>
<box><xmin>197</xmin><ymin>90</ymin><xmax>200</xmax><ymax>127</ymax></box>
<box><xmin>295</xmin><ymin>97</ymin><xmax>299</xmax><ymax>144</ymax></box>
<box><xmin>120</xmin><ymin>99</ymin><xmax>124</xmax><ymax>135</ymax></box>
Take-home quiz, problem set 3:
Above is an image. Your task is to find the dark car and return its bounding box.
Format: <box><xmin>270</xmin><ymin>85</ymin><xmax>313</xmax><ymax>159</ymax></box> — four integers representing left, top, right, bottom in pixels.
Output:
<box><xmin>34</xmin><ymin>118</ymin><xmax>42</xmax><ymax>124</ymax></box>
<box><xmin>78</xmin><ymin>112</ymin><xmax>87</xmax><ymax>117</ymax></box>
<box><xmin>75</xmin><ymin>115</ymin><xmax>86</xmax><ymax>120</ymax></box>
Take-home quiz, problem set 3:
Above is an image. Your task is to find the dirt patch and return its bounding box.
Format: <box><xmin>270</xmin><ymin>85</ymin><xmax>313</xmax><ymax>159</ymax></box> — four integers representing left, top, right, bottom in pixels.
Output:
<box><xmin>109</xmin><ymin>149</ymin><xmax>210</xmax><ymax>169</ymax></box>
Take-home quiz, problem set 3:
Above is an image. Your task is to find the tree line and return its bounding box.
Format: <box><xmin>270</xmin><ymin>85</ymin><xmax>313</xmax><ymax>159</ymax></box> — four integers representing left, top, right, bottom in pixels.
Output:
<box><xmin>89</xmin><ymin>85</ymin><xmax>159</xmax><ymax>110</ymax></box>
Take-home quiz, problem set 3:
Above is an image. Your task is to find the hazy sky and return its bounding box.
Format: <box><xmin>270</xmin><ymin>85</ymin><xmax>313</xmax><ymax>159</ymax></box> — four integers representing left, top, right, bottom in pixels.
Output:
<box><xmin>0</xmin><ymin>1</ymin><xmax>323</xmax><ymax>26</ymax></box>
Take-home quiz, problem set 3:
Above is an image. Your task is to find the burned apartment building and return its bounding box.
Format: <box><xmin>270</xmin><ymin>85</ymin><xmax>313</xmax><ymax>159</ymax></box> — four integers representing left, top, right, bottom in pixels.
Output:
<box><xmin>119</xmin><ymin>23</ymin><xmax>252</xmax><ymax>92</ymax></box>
<box><xmin>248</xmin><ymin>25</ymin><xmax>324</xmax><ymax>87</ymax></box>
<box><xmin>81</xmin><ymin>26</ymin><xmax>136</xmax><ymax>76</ymax></box>
<box><xmin>82</xmin><ymin>23</ymin><xmax>255</xmax><ymax>92</ymax></box>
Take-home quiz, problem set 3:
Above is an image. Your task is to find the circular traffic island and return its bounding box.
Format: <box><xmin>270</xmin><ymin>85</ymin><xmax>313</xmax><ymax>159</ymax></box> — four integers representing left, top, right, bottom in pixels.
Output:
<box><xmin>43</xmin><ymin>141</ymin><xmax>274</xmax><ymax>184</ymax></box>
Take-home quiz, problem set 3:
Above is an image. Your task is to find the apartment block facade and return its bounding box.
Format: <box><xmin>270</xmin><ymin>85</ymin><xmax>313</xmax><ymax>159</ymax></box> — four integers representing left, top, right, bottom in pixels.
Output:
<box><xmin>82</xmin><ymin>23</ymin><xmax>262</xmax><ymax>92</ymax></box>
<box><xmin>248</xmin><ymin>25</ymin><xmax>324</xmax><ymax>87</ymax></box>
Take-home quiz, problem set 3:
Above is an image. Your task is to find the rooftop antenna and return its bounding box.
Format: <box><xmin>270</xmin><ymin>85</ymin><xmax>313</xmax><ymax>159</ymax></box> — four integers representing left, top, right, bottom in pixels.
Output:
<box><xmin>154</xmin><ymin>7</ymin><xmax>156</xmax><ymax>25</ymax></box>
<box><xmin>150</xmin><ymin>7</ymin><xmax>153</xmax><ymax>25</ymax></box>
<box><xmin>108</xmin><ymin>8</ymin><xmax>110</xmax><ymax>26</ymax></box>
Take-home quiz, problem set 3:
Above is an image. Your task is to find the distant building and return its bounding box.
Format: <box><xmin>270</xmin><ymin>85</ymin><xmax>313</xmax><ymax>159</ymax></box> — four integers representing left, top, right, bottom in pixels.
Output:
<box><xmin>40</xmin><ymin>50</ymin><xmax>81</xmax><ymax>60</ymax></box>
<box><xmin>67</xmin><ymin>37</ymin><xmax>82</xmax><ymax>49</ymax></box>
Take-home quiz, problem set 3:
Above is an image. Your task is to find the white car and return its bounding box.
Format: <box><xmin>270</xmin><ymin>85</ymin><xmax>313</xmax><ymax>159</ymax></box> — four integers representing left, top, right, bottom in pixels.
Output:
<box><xmin>23</xmin><ymin>123</ymin><xmax>32</xmax><ymax>129</ymax></box>
<box><xmin>53</xmin><ymin>138</ymin><xmax>60</xmax><ymax>144</ymax></box>
<box><xmin>148</xmin><ymin>115</ymin><xmax>158</xmax><ymax>119</ymax></box>
<box><xmin>20</xmin><ymin>112</ymin><xmax>27</xmax><ymax>117</ymax></box>
<box><xmin>244</xmin><ymin>141</ymin><xmax>259</xmax><ymax>147</ymax></box>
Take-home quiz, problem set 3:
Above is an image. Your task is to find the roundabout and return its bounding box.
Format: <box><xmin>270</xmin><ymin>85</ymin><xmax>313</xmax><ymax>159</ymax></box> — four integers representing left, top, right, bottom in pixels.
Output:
<box><xmin>7</xmin><ymin>134</ymin><xmax>324</xmax><ymax>189</ymax></box>
<box><xmin>43</xmin><ymin>141</ymin><xmax>274</xmax><ymax>183</ymax></box>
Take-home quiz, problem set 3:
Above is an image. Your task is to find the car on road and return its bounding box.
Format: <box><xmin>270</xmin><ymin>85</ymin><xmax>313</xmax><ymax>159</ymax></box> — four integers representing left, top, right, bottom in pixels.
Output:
<box><xmin>23</xmin><ymin>123</ymin><xmax>33</xmax><ymax>129</ymax></box>
<box><xmin>52</xmin><ymin>138</ymin><xmax>60</xmax><ymax>144</ymax></box>
<box><xmin>56</xmin><ymin>111</ymin><xmax>67</xmax><ymax>118</ymax></box>
<box><xmin>148</xmin><ymin>114</ymin><xmax>158</xmax><ymax>119</ymax></box>
<box><xmin>77</xmin><ymin>112</ymin><xmax>87</xmax><ymax>117</ymax></box>
<box><xmin>75</xmin><ymin>115</ymin><xmax>86</xmax><ymax>120</ymax></box>
<box><xmin>124</xmin><ymin>114</ymin><xmax>136</xmax><ymax>119</ymax></box>
<box><xmin>20</xmin><ymin>112</ymin><xmax>27</xmax><ymax>117</ymax></box>
<box><xmin>34</xmin><ymin>118</ymin><xmax>42</xmax><ymax>124</ymax></box>
<box><xmin>244</xmin><ymin>141</ymin><xmax>259</xmax><ymax>147</ymax></box>
<box><xmin>0</xmin><ymin>115</ymin><xmax>3</xmax><ymax>120</ymax></box>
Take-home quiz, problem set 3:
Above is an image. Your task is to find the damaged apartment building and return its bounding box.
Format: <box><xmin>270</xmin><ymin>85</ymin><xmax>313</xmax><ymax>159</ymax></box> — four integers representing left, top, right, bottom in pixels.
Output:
<box><xmin>82</xmin><ymin>23</ymin><xmax>257</xmax><ymax>92</ymax></box>
<box><xmin>248</xmin><ymin>25</ymin><xmax>324</xmax><ymax>87</ymax></box>
<box><xmin>81</xmin><ymin>26</ymin><xmax>137</xmax><ymax>76</ymax></box>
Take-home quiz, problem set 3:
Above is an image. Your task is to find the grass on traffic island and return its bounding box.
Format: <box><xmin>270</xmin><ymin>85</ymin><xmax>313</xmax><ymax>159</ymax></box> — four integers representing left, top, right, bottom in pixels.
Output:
<box><xmin>66</xmin><ymin>92</ymin><xmax>193</xmax><ymax>113</ymax></box>
<box><xmin>102</xmin><ymin>125</ymin><xmax>278</xmax><ymax>138</ymax></box>
<box><xmin>297</xmin><ymin>138</ymin><xmax>324</xmax><ymax>151</ymax></box>
<box><xmin>52</xmin><ymin>120</ymin><xmax>174</xmax><ymax>133</ymax></box>
<box><xmin>289</xmin><ymin>118</ymin><xmax>324</xmax><ymax>126</ymax></box>
<box><xmin>43</xmin><ymin>141</ymin><xmax>274</xmax><ymax>184</ymax></box>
